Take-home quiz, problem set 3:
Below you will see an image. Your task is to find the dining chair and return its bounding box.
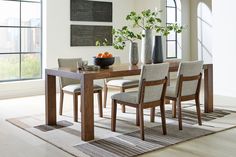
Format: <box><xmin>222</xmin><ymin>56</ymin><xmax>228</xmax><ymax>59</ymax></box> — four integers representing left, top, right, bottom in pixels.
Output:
<box><xmin>165</xmin><ymin>60</ymin><xmax>203</xmax><ymax>130</ymax></box>
<box><xmin>104</xmin><ymin>57</ymin><xmax>139</xmax><ymax>113</ymax></box>
<box><xmin>58</xmin><ymin>58</ymin><xmax>103</xmax><ymax>122</ymax></box>
<box><xmin>111</xmin><ymin>63</ymin><xmax>169</xmax><ymax>140</ymax></box>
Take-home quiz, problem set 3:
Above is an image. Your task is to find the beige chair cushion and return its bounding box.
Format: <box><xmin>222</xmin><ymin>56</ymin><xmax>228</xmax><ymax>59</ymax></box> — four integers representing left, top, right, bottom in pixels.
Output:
<box><xmin>63</xmin><ymin>84</ymin><xmax>102</xmax><ymax>93</ymax></box>
<box><xmin>106</xmin><ymin>79</ymin><xmax>139</xmax><ymax>87</ymax></box>
<box><xmin>138</xmin><ymin>63</ymin><xmax>169</xmax><ymax>103</ymax></box>
<box><xmin>58</xmin><ymin>58</ymin><xmax>82</xmax><ymax>88</ymax></box>
<box><xmin>173</xmin><ymin>60</ymin><xmax>203</xmax><ymax>97</ymax></box>
<box><xmin>111</xmin><ymin>63</ymin><xmax>169</xmax><ymax>104</ymax></box>
<box><xmin>166</xmin><ymin>86</ymin><xmax>177</xmax><ymax>98</ymax></box>
<box><xmin>111</xmin><ymin>91</ymin><xmax>139</xmax><ymax>104</ymax></box>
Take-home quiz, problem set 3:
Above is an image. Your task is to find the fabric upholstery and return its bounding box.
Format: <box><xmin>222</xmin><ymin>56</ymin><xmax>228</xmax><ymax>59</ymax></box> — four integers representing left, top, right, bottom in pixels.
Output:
<box><xmin>106</xmin><ymin>79</ymin><xmax>139</xmax><ymax>87</ymax></box>
<box><xmin>63</xmin><ymin>84</ymin><xmax>102</xmax><ymax>93</ymax></box>
<box><xmin>111</xmin><ymin>63</ymin><xmax>169</xmax><ymax>104</ymax></box>
<box><xmin>111</xmin><ymin>91</ymin><xmax>139</xmax><ymax>104</ymax></box>
<box><xmin>58</xmin><ymin>58</ymin><xmax>102</xmax><ymax>93</ymax></box>
<box><xmin>166</xmin><ymin>86</ymin><xmax>177</xmax><ymax>97</ymax></box>
<box><xmin>58</xmin><ymin>58</ymin><xmax>82</xmax><ymax>88</ymax></box>
<box><xmin>105</xmin><ymin>56</ymin><xmax>139</xmax><ymax>87</ymax></box>
<box><xmin>166</xmin><ymin>60</ymin><xmax>203</xmax><ymax>98</ymax></box>
<box><xmin>138</xmin><ymin>63</ymin><xmax>169</xmax><ymax>103</ymax></box>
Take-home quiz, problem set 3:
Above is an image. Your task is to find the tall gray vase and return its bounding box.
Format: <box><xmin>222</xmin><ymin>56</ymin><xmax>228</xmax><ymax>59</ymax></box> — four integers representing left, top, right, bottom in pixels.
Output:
<box><xmin>141</xmin><ymin>29</ymin><xmax>153</xmax><ymax>64</ymax></box>
<box><xmin>129</xmin><ymin>42</ymin><xmax>139</xmax><ymax>65</ymax></box>
<box><xmin>152</xmin><ymin>36</ymin><xmax>163</xmax><ymax>63</ymax></box>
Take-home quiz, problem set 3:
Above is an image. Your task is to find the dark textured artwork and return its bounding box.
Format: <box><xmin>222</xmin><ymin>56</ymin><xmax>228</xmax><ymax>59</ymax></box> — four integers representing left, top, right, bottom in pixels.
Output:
<box><xmin>71</xmin><ymin>0</ymin><xmax>113</xmax><ymax>22</ymax></box>
<box><xmin>71</xmin><ymin>25</ymin><xmax>113</xmax><ymax>46</ymax></box>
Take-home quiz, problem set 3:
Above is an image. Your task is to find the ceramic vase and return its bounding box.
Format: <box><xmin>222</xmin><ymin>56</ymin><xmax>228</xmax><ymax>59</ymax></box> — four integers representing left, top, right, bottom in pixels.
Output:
<box><xmin>152</xmin><ymin>35</ymin><xmax>163</xmax><ymax>63</ymax></box>
<box><xmin>141</xmin><ymin>29</ymin><xmax>153</xmax><ymax>64</ymax></box>
<box><xmin>129</xmin><ymin>42</ymin><xmax>139</xmax><ymax>65</ymax></box>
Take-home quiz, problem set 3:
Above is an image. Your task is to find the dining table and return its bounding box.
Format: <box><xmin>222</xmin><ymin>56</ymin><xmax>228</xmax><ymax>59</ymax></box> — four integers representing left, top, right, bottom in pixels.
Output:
<box><xmin>45</xmin><ymin>61</ymin><xmax>213</xmax><ymax>141</ymax></box>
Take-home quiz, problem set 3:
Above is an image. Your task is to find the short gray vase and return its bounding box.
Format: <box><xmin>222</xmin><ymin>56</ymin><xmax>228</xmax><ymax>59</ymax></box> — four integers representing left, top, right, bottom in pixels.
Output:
<box><xmin>129</xmin><ymin>42</ymin><xmax>139</xmax><ymax>65</ymax></box>
<box><xmin>141</xmin><ymin>29</ymin><xmax>153</xmax><ymax>64</ymax></box>
<box><xmin>152</xmin><ymin>35</ymin><xmax>163</xmax><ymax>63</ymax></box>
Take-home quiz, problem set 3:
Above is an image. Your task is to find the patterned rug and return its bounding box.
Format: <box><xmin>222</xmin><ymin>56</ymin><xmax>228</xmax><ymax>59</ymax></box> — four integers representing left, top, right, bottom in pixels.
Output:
<box><xmin>6</xmin><ymin>104</ymin><xmax>236</xmax><ymax>157</ymax></box>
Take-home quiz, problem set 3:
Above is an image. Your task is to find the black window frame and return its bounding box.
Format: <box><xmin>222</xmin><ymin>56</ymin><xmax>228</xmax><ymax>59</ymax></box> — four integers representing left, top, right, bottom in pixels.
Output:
<box><xmin>0</xmin><ymin>0</ymin><xmax>42</xmax><ymax>82</ymax></box>
<box><xmin>166</xmin><ymin>0</ymin><xmax>178</xmax><ymax>59</ymax></box>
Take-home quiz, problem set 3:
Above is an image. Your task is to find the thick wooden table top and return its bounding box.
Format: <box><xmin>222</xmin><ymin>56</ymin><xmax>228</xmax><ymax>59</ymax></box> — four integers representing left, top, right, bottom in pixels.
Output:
<box><xmin>46</xmin><ymin>61</ymin><xmax>212</xmax><ymax>80</ymax></box>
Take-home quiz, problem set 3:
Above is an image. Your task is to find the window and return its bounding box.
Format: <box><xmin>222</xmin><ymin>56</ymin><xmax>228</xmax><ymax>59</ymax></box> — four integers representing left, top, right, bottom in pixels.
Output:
<box><xmin>166</xmin><ymin>0</ymin><xmax>181</xmax><ymax>59</ymax></box>
<box><xmin>0</xmin><ymin>0</ymin><xmax>42</xmax><ymax>82</ymax></box>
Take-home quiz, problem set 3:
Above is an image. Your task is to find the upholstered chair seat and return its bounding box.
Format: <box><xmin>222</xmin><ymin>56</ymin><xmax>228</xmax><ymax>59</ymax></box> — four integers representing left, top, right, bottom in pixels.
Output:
<box><xmin>111</xmin><ymin>91</ymin><xmax>139</xmax><ymax>104</ymax></box>
<box><xmin>104</xmin><ymin>57</ymin><xmax>139</xmax><ymax>113</ymax></box>
<box><xmin>165</xmin><ymin>60</ymin><xmax>203</xmax><ymax>130</ymax></box>
<box><xmin>166</xmin><ymin>86</ymin><xmax>177</xmax><ymax>98</ymax></box>
<box><xmin>111</xmin><ymin>63</ymin><xmax>169</xmax><ymax>140</ymax></box>
<box><xmin>106</xmin><ymin>79</ymin><xmax>139</xmax><ymax>88</ymax></box>
<box><xmin>62</xmin><ymin>84</ymin><xmax>103</xmax><ymax>93</ymax></box>
<box><xmin>58</xmin><ymin>58</ymin><xmax>103</xmax><ymax>122</ymax></box>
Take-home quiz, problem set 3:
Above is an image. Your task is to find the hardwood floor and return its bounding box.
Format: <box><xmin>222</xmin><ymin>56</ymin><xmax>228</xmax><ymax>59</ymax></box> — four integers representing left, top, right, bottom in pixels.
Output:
<box><xmin>0</xmin><ymin>90</ymin><xmax>236</xmax><ymax>157</ymax></box>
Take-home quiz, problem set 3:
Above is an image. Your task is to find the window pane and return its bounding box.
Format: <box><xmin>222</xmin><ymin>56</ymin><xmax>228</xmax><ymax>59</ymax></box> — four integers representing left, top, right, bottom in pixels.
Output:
<box><xmin>167</xmin><ymin>41</ymin><xmax>176</xmax><ymax>58</ymax></box>
<box><xmin>0</xmin><ymin>27</ymin><xmax>20</xmax><ymax>53</ymax></box>
<box><xmin>0</xmin><ymin>54</ymin><xmax>20</xmax><ymax>81</ymax></box>
<box><xmin>21</xmin><ymin>28</ymin><xmax>41</xmax><ymax>52</ymax></box>
<box><xmin>167</xmin><ymin>8</ymin><xmax>176</xmax><ymax>23</ymax></box>
<box><xmin>21</xmin><ymin>53</ymin><xmax>41</xmax><ymax>79</ymax></box>
<box><xmin>0</xmin><ymin>0</ymin><xmax>20</xmax><ymax>26</ymax></box>
<box><xmin>167</xmin><ymin>31</ymin><xmax>176</xmax><ymax>40</ymax></box>
<box><xmin>21</xmin><ymin>2</ymin><xmax>40</xmax><ymax>27</ymax></box>
<box><xmin>167</xmin><ymin>0</ymin><xmax>175</xmax><ymax>7</ymax></box>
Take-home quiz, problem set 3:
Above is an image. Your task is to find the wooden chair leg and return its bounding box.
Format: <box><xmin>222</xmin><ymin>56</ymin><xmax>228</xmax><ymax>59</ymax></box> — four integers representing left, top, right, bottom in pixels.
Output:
<box><xmin>111</xmin><ymin>99</ymin><xmax>117</xmax><ymax>132</ymax></box>
<box><xmin>136</xmin><ymin>107</ymin><xmax>140</xmax><ymax>126</ymax></box>
<box><xmin>150</xmin><ymin>107</ymin><xmax>155</xmax><ymax>122</ymax></box>
<box><xmin>172</xmin><ymin>100</ymin><xmax>177</xmax><ymax>118</ymax></box>
<box><xmin>177</xmin><ymin>98</ymin><xmax>182</xmax><ymax>130</ymax></box>
<box><xmin>195</xmin><ymin>96</ymin><xmax>202</xmax><ymax>125</ymax></box>
<box><xmin>98</xmin><ymin>91</ymin><xmax>103</xmax><ymax>117</ymax></box>
<box><xmin>139</xmin><ymin>106</ymin><xmax>145</xmax><ymax>140</ymax></box>
<box><xmin>104</xmin><ymin>85</ymin><xmax>108</xmax><ymax>108</ymax></box>
<box><xmin>160</xmin><ymin>103</ymin><xmax>167</xmax><ymax>135</ymax></box>
<box><xmin>59</xmin><ymin>90</ymin><xmax>64</xmax><ymax>115</ymax></box>
<box><xmin>73</xmin><ymin>93</ymin><xmax>78</xmax><ymax>122</ymax></box>
<box><xmin>121</xmin><ymin>88</ymin><xmax>126</xmax><ymax>113</ymax></box>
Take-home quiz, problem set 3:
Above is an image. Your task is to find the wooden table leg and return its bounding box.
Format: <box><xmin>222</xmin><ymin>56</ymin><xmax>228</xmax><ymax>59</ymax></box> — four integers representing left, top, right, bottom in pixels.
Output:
<box><xmin>80</xmin><ymin>75</ymin><xmax>94</xmax><ymax>141</ymax></box>
<box><xmin>45</xmin><ymin>73</ymin><xmax>57</xmax><ymax>125</ymax></box>
<box><xmin>204</xmin><ymin>64</ymin><xmax>213</xmax><ymax>113</ymax></box>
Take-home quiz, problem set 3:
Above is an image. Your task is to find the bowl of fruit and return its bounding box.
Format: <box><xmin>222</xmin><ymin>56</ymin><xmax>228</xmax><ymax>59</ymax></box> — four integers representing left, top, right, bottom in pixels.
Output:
<box><xmin>93</xmin><ymin>52</ymin><xmax>115</xmax><ymax>69</ymax></box>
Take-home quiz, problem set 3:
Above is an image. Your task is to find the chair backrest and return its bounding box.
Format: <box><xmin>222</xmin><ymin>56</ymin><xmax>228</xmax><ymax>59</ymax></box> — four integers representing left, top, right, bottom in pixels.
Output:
<box><xmin>58</xmin><ymin>58</ymin><xmax>82</xmax><ymax>88</ymax></box>
<box><xmin>176</xmin><ymin>60</ymin><xmax>203</xmax><ymax>96</ymax></box>
<box><xmin>138</xmin><ymin>63</ymin><xmax>169</xmax><ymax>103</ymax></box>
<box><xmin>105</xmin><ymin>56</ymin><xmax>123</xmax><ymax>82</ymax></box>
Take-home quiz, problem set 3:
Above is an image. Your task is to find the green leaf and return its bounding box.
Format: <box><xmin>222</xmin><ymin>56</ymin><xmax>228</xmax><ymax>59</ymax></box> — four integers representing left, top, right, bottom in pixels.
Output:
<box><xmin>122</xmin><ymin>26</ymin><xmax>128</xmax><ymax>30</ymax></box>
<box><xmin>95</xmin><ymin>40</ymin><xmax>101</xmax><ymax>46</ymax></box>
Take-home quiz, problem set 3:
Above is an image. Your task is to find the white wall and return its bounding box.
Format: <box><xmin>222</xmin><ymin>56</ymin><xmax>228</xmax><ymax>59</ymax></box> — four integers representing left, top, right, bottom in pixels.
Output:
<box><xmin>190</xmin><ymin>0</ymin><xmax>212</xmax><ymax>60</ymax></box>
<box><xmin>212</xmin><ymin>0</ymin><xmax>236</xmax><ymax>97</ymax></box>
<box><xmin>135</xmin><ymin>0</ymin><xmax>161</xmax><ymax>12</ymax></box>
<box><xmin>46</xmin><ymin>0</ymin><xmax>135</xmax><ymax>68</ymax></box>
<box><xmin>181</xmin><ymin>0</ymin><xmax>191</xmax><ymax>61</ymax></box>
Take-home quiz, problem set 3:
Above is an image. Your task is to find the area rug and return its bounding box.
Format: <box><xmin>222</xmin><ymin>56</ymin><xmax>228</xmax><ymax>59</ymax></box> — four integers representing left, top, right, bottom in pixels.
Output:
<box><xmin>6</xmin><ymin>104</ymin><xmax>236</xmax><ymax>157</ymax></box>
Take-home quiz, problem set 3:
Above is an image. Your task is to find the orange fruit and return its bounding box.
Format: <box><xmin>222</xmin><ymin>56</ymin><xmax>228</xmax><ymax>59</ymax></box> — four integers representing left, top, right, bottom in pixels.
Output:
<box><xmin>107</xmin><ymin>53</ymin><xmax>113</xmax><ymax>58</ymax></box>
<box><xmin>96</xmin><ymin>53</ymin><xmax>102</xmax><ymax>58</ymax></box>
<box><xmin>103</xmin><ymin>52</ymin><xmax>109</xmax><ymax>56</ymax></box>
<box><xmin>101</xmin><ymin>54</ymin><xmax>107</xmax><ymax>58</ymax></box>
